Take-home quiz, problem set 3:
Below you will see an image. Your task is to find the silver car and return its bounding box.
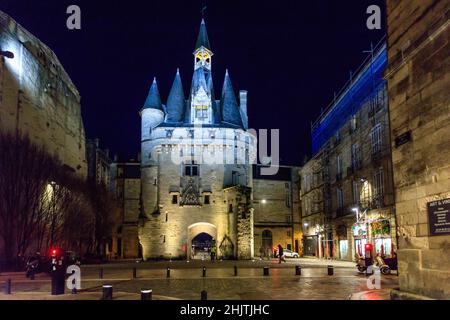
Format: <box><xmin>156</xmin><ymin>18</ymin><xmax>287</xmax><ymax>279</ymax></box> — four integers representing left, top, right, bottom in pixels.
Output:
<box><xmin>283</xmin><ymin>249</ymin><xmax>299</xmax><ymax>258</ymax></box>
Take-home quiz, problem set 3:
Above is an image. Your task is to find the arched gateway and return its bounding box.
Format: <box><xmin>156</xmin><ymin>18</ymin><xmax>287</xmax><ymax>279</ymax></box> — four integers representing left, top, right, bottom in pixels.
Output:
<box><xmin>188</xmin><ymin>222</ymin><xmax>217</xmax><ymax>260</ymax></box>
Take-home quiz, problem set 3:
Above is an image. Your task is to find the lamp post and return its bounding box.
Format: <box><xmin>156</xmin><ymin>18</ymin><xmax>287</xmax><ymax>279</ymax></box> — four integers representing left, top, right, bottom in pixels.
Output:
<box><xmin>49</xmin><ymin>181</ymin><xmax>57</xmax><ymax>248</ymax></box>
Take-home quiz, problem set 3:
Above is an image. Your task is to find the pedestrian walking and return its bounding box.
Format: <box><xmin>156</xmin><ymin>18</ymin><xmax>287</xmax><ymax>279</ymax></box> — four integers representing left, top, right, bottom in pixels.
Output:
<box><xmin>277</xmin><ymin>244</ymin><xmax>286</xmax><ymax>263</ymax></box>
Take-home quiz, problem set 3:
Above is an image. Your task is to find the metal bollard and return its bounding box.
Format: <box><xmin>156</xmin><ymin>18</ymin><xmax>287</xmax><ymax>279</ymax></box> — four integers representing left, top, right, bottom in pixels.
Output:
<box><xmin>295</xmin><ymin>265</ymin><xmax>301</xmax><ymax>276</ymax></box>
<box><xmin>141</xmin><ymin>289</ymin><xmax>152</xmax><ymax>300</ymax></box>
<box><xmin>202</xmin><ymin>266</ymin><xmax>206</xmax><ymax>277</ymax></box>
<box><xmin>201</xmin><ymin>290</ymin><xmax>207</xmax><ymax>300</ymax></box>
<box><xmin>234</xmin><ymin>265</ymin><xmax>238</xmax><ymax>276</ymax></box>
<box><xmin>102</xmin><ymin>285</ymin><xmax>113</xmax><ymax>300</ymax></box>
<box><xmin>327</xmin><ymin>265</ymin><xmax>334</xmax><ymax>276</ymax></box>
<box><xmin>263</xmin><ymin>266</ymin><xmax>269</xmax><ymax>276</ymax></box>
<box><xmin>5</xmin><ymin>279</ymin><xmax>11</xmax><ymax>295</ymax></box>
<box><xmin>167</xmin><ymin>267</ymin><xmax>171</xmax><ymax>278</ymax></box>
<box><xmin>133</xmin><ymin>267</ymin><xmax>137</xmax><ymax>279</ymax></box>
<box><xmin>99</xmin><ymin>267</ymin><xmax>104</xmax><ymax>279</ymax></box>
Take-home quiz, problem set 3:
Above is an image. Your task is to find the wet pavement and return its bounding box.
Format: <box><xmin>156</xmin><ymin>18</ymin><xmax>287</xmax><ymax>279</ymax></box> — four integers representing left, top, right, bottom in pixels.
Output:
<box><xmin>0</xmin><ymin>258</ymin><xmax>399</xmax><ymax>300</ymax></box>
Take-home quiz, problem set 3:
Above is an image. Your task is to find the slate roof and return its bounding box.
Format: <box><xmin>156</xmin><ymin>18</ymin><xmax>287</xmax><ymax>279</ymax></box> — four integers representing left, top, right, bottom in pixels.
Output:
<box><xmin>195</xmin><ymin>19</ymin><xmax>211</xmax><ymax>51</ymax></box>
<box><xmin>220</xmin><ymin>70</ymin><xmax>243</xmax><ymax>128</ymax></box>
<box><xmin>142</xmin><ymin>19</ymin><xmax>245</xmax><ymax>129</ymax></box>
<box><xmin>166</xmin><ymin>69</ymin><xmax>185</xmax><ymax>123</ymax></box>
<box><xmin>143</xmin><ymin>78</ymin><xmax>163</xmax><ymax>111</ymax></box>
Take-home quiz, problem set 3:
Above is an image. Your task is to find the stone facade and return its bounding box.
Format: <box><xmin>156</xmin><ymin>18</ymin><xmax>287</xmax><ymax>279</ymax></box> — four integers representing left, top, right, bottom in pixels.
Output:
<box><xmin>138</xmin><ymin>20</ymin><xmax>257</xmax><ymax>260</ymax></box>
<box><xmin>301</xmin><ymin>43</ymin><xmax>396</xmax><ymax>261</ymax></box>
<box><xmin>86</xmin><ymin>138</ymin><xmax>112</xmax><ymax>187</ymax></box>
<box><xmin>253</xmin><ymin>166</ymin><xmax>302</xmax><ymax>257</ymax></box>
<box><xmin>110</xmin><ymin>158</ymin><xmax>141</xmax><ymax>259</ymax></box>
<box><xmin>0</xmin><ymin>10</ymin><xmax>86</xmax><ymax>177</ymax></box>
<box><xmin>386</xmin><ymin>0</ymin><xmax>450</xmax><ymax>299</ymax></box>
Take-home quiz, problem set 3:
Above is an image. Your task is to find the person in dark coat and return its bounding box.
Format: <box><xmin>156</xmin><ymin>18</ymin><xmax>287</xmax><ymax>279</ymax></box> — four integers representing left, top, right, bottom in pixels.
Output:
<box><xmin>277</xmin><ymin>244</ymin><xmax>286</xmax><ymax>263</ymax></box>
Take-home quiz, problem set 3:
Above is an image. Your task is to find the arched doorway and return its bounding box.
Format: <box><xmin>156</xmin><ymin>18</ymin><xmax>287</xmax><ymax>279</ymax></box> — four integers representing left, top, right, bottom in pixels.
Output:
<box><xmin>191</xmin><ymin>232</ymin><xmax>213</xmax><ymax>260</ymax></box>
<box><xmin>187</xmin><ymin>222</ymin><xmax>217</xmax><ymax>260</ymax></box>
<box><xmin>262</xmin><ymin>230</ymin><xmax>273</xmax><ymax>256</ymax></box>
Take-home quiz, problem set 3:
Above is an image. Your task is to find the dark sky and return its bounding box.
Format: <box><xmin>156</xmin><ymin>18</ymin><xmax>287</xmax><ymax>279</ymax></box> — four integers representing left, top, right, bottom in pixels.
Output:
<box><xmin>1</xmin><ymin>0</ymin><xmax>386</xmax><ymax>165</ymax></box>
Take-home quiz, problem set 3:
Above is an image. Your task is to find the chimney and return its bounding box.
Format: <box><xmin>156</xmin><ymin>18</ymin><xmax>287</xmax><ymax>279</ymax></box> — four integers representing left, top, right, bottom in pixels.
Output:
<box><xmin>239</xmin><ymin>90</ymin><xmax>248</xmax><ymax>129</ymax></box>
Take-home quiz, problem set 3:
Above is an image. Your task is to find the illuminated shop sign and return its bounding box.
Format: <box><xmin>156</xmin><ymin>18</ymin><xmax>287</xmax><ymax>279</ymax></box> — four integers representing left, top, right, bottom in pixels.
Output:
<box><xmin>352</xmin><ymin>224</ymin><xmax>367</xmax><ymax>237</ymax></box>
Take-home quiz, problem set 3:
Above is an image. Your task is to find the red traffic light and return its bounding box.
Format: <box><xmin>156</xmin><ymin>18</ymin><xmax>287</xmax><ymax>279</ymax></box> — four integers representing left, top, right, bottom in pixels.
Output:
<box><xmin>364</xmin><ymin>243</ymin><xmax>373</xmax><ymax>251</ymax></box>
<box><xmin>50</xmin><ymin>248</ymin><xmax>59</xmax><ymax>256</ymax></box>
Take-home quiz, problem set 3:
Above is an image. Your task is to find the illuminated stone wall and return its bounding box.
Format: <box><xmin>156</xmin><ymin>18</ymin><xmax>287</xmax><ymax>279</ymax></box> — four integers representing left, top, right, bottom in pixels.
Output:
<box><xmin>386</xmin><ymin>0</ymin><xmax>450</xmax><ymax>299</ymax></box>
<box><xmin>139</xmin><ymin>126</ymin><xmax>255</xmax><ymax>259</ymax></box>
<box><xmin>253</xmin><ymin>174</ymin><xmax>302</xmax><ymax>256</ymax></box>
<box><xmin>0</xmin><ymin>11</ymin><xmax>87</xmax><ymax>177</ymax></box>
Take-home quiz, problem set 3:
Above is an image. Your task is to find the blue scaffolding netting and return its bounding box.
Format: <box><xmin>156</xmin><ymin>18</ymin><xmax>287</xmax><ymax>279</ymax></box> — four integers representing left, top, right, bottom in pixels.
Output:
<box><xmin>311</xmin><ymin>43</ymin><xmax>387</xmax><ymax>155</ymax></box>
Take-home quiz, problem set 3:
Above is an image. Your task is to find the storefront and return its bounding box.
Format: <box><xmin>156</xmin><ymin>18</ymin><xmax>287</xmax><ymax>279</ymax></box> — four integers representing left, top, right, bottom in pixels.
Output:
<box><xmin>352</xmin><ymin>223</ymin><xmax>367</xmax><ymax>257</ymax></box>
<box><xmin>352</xmin><ymin>216</ymin><xmax>395</xmax><ymax>259</ymax></box>
<box><xmin>302</xmin><ymin>235</ymin><xmax>318</xmax><ymax>257</ymax></box>
<box><xmin>371</xmin><ymin>219</ymin><xmax>393</xmax><ymax>257</ymax></box>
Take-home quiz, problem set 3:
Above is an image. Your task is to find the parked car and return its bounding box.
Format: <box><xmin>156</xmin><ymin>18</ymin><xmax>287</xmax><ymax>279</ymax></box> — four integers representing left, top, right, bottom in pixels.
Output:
<box><xmin>283</xmin><ymin>249</ymin><xmax>299</xmax><ymax>258</ymax></box>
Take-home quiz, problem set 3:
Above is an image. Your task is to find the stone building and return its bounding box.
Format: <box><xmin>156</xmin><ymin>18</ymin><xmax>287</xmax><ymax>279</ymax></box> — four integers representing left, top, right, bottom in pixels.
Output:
<box><xmin>110</xmin><ymin>156</ymin><xmax>141</xmax><ymax>259</ymax></box>
<box><xmin>86</xmin><ymin>138</ymin><xmax>112</xmax><ymax>187</ymax></box>
<box><xmin>301</xmin><ymin>42</ymin><xmax>396</xmax><ymax>261</ymax></box>
<box><xmin>138</xmin><ymin>19</ymin><xmax>256</xmax><ymax>260</ymax></box>
<box><xmin>385</xmin><ymin>0</ymin><xmax>450</xmax><ymax>299</ymax></box>
<box><xmin>0</xmin><ymin>10</ymin><xmax>86</xmax><ymax>177</ymax></box>
<box><xmin>253</xmin><ymin>165</ymin><xmax>302</xmax><ymax>257</ymax></box>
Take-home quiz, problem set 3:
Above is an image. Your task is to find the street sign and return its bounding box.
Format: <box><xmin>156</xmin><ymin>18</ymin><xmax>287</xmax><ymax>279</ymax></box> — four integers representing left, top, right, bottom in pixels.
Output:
<box><xmin>427</xmin><ymin>198</ymin><xmax>450</xmax><ymax>236</ymax></box>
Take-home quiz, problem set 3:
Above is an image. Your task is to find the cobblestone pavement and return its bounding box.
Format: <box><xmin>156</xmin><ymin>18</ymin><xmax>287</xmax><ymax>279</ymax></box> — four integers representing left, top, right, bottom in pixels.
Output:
<box><xmin>0</xmin><ymin>259</ymin><xmax>399</xmax><ymax>300</ymax></box>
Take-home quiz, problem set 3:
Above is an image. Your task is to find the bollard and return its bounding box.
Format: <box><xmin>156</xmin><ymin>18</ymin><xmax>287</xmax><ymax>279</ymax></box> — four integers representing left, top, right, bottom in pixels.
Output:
<box><xmin>167</xmin><ymin>267</ymin><xmax>171</xmax><ymax>278</ymax></box>
<box><xmin>295</xmin><ymin>265</ymin><xmax>301</xmax><ymax>276</ymax></box>
<box><xmin>30</xmin><ymin>273</ymin><xmax>35</xmax><ymax>280</ymax></box>
<box><xmin>5</xmin><ymin>279</ymin><xmax>11</xmax><ymax>295</ymax></box>
<box><xmin>234</xmin><ymin>265</ymin><xmax>238</xmax><ymax>276</ymax></box>
<box><xmin>102</xmin><ymin>285</ymin><xmax>113</xmax><ymax>300</ymax></box>
<box><xmin>327</xmin><ymin>265</ymin><xmax>334</xmax><ymax>276</ymax></box>
<box><xmin>141</xmin><ymin>289</ymin><xmax>152</xmax><ymax>300</ymax></box>
<box><xmin>99</xmin><ymin>267</ymin><xmax>104</xmax><ymax>279</ymax></box>
<box><xmin>202</xmin><ymin>266</ymin><xmax>206</xmax><ymax>277</ymax></box>
<box><xmin>201</xmin><ymin>290</ymin><xmax>207</xmax><ymax>300</ymax></box>
<box><xmin>263</xmin><ymin>266</ymin><xmax>269</xmax><ymax>276</ymax></box>
<box><xmin>133</xmin><ymin>267</ymin><xmax>137</xmax><ymax>279</ymax></box>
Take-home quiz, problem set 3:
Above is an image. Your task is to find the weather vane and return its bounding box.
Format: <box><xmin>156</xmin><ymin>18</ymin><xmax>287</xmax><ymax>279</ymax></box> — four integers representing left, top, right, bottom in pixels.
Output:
<box><xmin>201</xmin><ymin>5</ymin><xmax>207</xmax><ymax>18</ymax></box>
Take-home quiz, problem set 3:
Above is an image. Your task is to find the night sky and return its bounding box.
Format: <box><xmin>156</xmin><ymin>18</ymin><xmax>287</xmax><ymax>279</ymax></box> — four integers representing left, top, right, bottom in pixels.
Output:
<box><xmin>1</xmin><ymin>0</ymin><xmax>386</xmax><ymax>165</ymax></box>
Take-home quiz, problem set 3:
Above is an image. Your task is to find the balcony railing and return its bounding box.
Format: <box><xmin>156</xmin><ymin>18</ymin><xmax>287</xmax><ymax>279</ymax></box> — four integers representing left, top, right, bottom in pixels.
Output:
<box><xmin>359</xmin><ymin>193</ymin><xmax>384</xmax><ymax>210</ymax></box>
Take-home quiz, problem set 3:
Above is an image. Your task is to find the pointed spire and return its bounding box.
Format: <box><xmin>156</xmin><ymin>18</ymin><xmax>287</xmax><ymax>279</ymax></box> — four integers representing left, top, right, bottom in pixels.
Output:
<box><xmin>166</xmin><ymin>69</ymin><xmax>185</xmax><ymax>123</ymax></box>
<box><xmin>195</xmin><ymin>18</ymin><xmax>211</xmax><ymax>51</ymax></box>
<box><xmin>191</xmin><ymin>67</ymin><xmax>208</xmax><ymax>93</ymax></box>
<box><xmin>221</xmin><ymin>70</ymin><xmax>243</xmax><ymax>128</ymax></box>
<box><xmin>143</xmin><ymin>78</ymin><xmax>163</xmax><ymax>111</ymax></box>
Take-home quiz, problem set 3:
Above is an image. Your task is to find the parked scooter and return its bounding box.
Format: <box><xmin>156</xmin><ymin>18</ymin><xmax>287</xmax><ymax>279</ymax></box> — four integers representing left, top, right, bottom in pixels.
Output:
<box><xmin>374</xmin><ymin>254</ymin><xmax>391</xmax><ymax>275</ymax></box>
<box><xmin>355</xmin><ymin>252</ymin><xmax>391</xmax><ymax>275</ymax></box>
<box><xmin>25</xmin><ymin>254</ymin><xmax>41</xmax><ymax>278</ymax></box>
<box><xmin>355</xmin><ymin>253</ymin><xmax>369</xmax><ymax>273</ymax></box>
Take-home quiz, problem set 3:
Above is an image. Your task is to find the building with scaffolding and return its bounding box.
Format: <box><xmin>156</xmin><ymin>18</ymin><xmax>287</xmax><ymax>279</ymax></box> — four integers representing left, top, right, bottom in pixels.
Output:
<box><xmin>300</xmin><ymin>41</ymin><xmax>397</xmax><ymax>261</ymax></box>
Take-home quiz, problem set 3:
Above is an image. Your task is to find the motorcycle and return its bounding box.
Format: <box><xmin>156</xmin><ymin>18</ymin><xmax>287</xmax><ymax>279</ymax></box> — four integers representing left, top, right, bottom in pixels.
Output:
<box><xmin>25</xmin><ymin>256</ymin><xmax>41</xmax><ymax>278</ymax></box>
<box><xmin>355</xmin><ymin>253</ymin><xmax>392</xmax><ymax>275</ymax></box>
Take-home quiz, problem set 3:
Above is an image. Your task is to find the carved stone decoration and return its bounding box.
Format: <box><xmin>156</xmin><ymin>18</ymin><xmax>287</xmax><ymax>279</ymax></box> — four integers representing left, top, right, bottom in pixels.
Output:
<box><xmin>180</xmin><ymin>178</ymin><xmax>201</xmax><ymax>206</ymax></box>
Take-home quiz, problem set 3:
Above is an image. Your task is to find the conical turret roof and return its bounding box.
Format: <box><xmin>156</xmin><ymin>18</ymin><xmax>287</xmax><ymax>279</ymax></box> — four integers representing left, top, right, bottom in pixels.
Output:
<box><xmin>143</xmin><ymin>78</ymin><xmax>163</xmax><ymax>111</ymax></box>
<box><xmin>166</xmin><ymin>69</ymin><xmax>185</xmax><ymax>122</ymax></box>
<box><xmin>220</xmin><ymin>70</ymin><xmax>243</xmax><ymax>128</ymax></box>
<box><xmin>195</xmin><ymin>19</ymin><xmax>211</xmax><ymax>51</ymax></box>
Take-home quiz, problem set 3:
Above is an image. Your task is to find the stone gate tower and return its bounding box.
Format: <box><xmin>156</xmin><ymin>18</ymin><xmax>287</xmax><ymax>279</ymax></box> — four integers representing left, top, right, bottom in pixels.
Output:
<box><xmin>139</xmin><ymin>19</ymin><xmax>255</xmax><ymax>260</ymax></box>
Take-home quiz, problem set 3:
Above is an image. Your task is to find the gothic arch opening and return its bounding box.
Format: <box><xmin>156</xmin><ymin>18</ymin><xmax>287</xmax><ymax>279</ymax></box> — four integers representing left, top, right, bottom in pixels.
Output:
<box><xmin>187</xmin><ymin>222</ymin><xmax>217</xmax><ymax>260</ymax></box>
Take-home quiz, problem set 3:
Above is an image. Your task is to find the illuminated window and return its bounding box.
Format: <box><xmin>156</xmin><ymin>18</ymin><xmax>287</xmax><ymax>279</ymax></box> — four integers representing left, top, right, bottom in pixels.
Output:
<box><xmin>195</xmin><ymin>105</ymin><xmax>208</xmax><ymax>119</ymax></box>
